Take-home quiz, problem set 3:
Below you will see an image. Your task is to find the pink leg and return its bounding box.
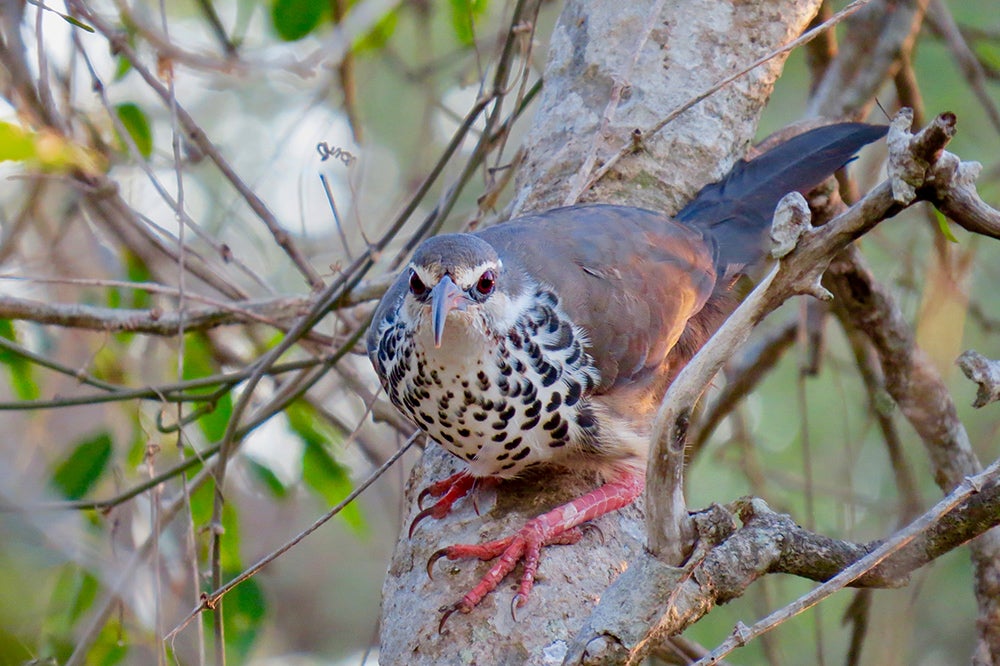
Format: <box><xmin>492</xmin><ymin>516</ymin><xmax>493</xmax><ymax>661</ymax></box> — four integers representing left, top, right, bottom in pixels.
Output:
<box><xmin>409</xmin><ymin>471</ymin><xmax>499</xmax><ymax>537</ymax></box>
<box><xmin>430</xmin><ymin>470</ymin><xmax>644</xmax><ymax>628</ymax></box>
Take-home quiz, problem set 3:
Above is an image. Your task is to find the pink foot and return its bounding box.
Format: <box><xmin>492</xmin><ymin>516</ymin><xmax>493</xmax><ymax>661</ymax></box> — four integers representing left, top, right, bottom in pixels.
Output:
<box><xmin>409</xmin><ymin>471</ymin><xmax>498</xmax><ymax>537</ymax></box>
<box><xmin>427</xmin><ymin>471</ymin><xmax>644</xmax><ymax>630</ymax></box>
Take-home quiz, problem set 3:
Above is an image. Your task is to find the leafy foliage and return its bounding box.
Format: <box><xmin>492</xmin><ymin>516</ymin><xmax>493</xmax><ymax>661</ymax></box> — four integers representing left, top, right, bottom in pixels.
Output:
<box><xmin>50</xmin><ymin>432</ymin><xmax>113</xmax><ymax>500</ymax></box>
<box><xmin>115</xmin><ymin>103</ymin><xmax>154</xmax><ymax>159</ymax></box>
<box><xmin>0</xmin><ymin>320</ymin><xmax>39</xmax><ymax>401</ymax></box>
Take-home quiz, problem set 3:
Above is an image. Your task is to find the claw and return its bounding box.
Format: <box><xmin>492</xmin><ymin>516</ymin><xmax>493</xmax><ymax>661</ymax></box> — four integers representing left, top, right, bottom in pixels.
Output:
<box><xmin>510</xmin><ymin>593</ymin><xmax>527</xmax><ymax>622</ymax></box>
<box><xmin>427</xmin><ymin>547</ymin><xmax>451</xmax><ymax>580</ymax></box>
<box><xmin>417</xmin><ymin>486</ymin><xmax>433</xmax><ymax>510</ymax></box>
<box><xmin>438</xmin><ymin>602</ymin><xmax>463</xmax><ymax>634</ymax></box>
<box><xmin>409</xmin><ymin>505</ymin><xmax>438</xmax><ymax>538</ymax></box>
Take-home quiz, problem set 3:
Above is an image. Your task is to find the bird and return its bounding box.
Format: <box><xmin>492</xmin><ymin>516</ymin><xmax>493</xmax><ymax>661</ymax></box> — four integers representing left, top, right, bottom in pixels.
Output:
<box><xmin>367</xmin><ymin>122</ymin><xmax>887</xmax><ymax>625</ymax></box>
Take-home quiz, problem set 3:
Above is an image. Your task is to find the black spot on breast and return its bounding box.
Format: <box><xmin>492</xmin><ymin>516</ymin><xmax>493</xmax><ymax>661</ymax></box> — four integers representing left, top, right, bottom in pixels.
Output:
<box><xmin>542</xmin><ymin>414</ymin><xmax>561</xmax><ymax>431</ymax></box>
<box><xmin>491</xmin><ymin>420</ymin><xmax>507</xmax><ymax>431</ymax></box>
<box><xmin>546</xmin><ymin>392</ymin><xmax>562</xmax><ymax>412</ymax></box>
<box><xmin>492</xmin><ymin>431</ymin><xmax>507</xmax><ymax>443</ymax></box>
<box><xmin>521</xmin><ymin>414</ymin><xmax>540</xmax><ymax>430</ymax></box>
<box><xmin>457</xmin><ymin>427</ymin><xmax>471</xmax><ymax>438</ymax></box>
<box><xmin>501</xmin><ymin>462</ymin><xmax>516</xmax><ymax>470</ymax></box>
<box><xmin>565</xmin><ymin>344</ymin><xmax>581</xmax><ymax>366</ymax></box>
<box><xmin>503</xmin><ymin>436</ymin><xmax>523</xmax><ymax>451</ymax></box>
<box><xmin>440</xmin><ymin>432</ymin><xmax>455</xmax><ymax>443</ymax></box>
<box><xmin>473</xmin><ymin>412</ymin><xmax>488</xmax><ymax>422</ymax></box>
<box><xmin>550</xmin><ymin>419</ymin><xmax>569</xmax><ymax>440</ymax></box>
<box><xmin>544</xmin><ymin>321</ymin><xmax>574</xmax><ymax>351</ymax></box>
<box><xmin>564</xmin><ymin>381</ymin><xmax>582</xmax><ymax>406</ymax></box>
<box><xmin>511</xmin><ymin>447</ymin><xmax>531</xmax><ymax>461</ymax></box>
<box><xmin>576</xmin><ymin>407</ymin><xmax>596</xmax><ymax>430</ymax></box>
<box><xmin>465</xmin><ymin>452</ymin><xmax>477</xmax><ymax>461</ymax></box>
<box><xmin>477</xmin><ymin>371</ymin><xmax>490</xmax><ymax>391</ymax></box>
<box><xmin>524</xmin><ymin>400</ymin><xmax>542</xmax><ymax>418</ymax></box>
<box><xmin>498</xmin><ymin>405</ymin><xmax>516</xmax><ymax>421</ymax></box>
<box><xmin>522</xmin><ymin>381</ymin><xmax>537</xmax><ymax>402</ymax></box>
<box><xmin>496</xmin><ymin>452</ymin><xmax>509</xmax><ymax>461</ymax></box>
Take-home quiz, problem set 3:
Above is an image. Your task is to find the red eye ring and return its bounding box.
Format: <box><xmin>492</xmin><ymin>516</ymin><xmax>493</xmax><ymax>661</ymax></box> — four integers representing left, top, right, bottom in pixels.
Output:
<box><xmin>409</xmin><ymin>271</ymin><xmax>428</xmax><ymax>296</ymax></box>
<box><xmin>476</xmin><ymin>270</ymin><xmax>496</xmax><ymax>296</ymax></box>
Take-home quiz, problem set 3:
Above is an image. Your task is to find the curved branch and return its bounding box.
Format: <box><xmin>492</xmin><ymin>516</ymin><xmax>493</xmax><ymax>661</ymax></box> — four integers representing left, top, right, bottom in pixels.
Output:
<box><xmin>567</xmin><ymin>459</ymin><xmax>1000</xmax><ymax>665</ymax></box>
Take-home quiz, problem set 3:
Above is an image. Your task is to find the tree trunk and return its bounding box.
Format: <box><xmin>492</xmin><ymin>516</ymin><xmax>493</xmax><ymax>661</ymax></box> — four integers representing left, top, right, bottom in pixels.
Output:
<box><xmin>379</xmin><ymin>1</ymin><xmax>822</xmax><ymax>663</ymax></box>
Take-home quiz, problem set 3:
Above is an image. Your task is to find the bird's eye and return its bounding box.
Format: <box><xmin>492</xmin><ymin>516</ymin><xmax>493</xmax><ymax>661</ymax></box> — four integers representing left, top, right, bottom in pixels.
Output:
<box><xmin>476</xmin><ymin>270</ymin><xmax>496</xmax><ymax>296</ymax></box>
<box><xmin>409</xmin><ymin>271</ymin><xmax>428</xmax><ymax>297</ymax></box>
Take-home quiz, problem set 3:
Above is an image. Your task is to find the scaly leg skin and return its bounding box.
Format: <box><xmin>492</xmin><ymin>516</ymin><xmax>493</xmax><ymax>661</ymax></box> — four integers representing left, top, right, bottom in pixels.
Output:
<box><xmin>429</xmin><ymin>471</ymin><xmax>645</xmax><ymax>630</ymax></box>
<box><xmin>409</xmin><ymin>471</ymin><xmax>499</xmax><ymax>537</ymax></box>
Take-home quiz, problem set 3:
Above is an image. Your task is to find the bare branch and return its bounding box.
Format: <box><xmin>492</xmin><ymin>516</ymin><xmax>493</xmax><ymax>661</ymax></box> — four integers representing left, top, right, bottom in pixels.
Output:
<box><xmin>0</xmin><ymin>293</ymin><xmax>311</xmax><ymax>335</ymax></box>
<box><xmin>957</xmin><ymin>350</ymin><xmax>1000</xmax><ymax>409</ymax></box>
<box><xmin>66</xmin><ymin>0</ymin><xmax>326</xmax><ymax>290</ymax></box>
<box><xmin>567</xmin><ymin>459</ymin><xmax>1000</xmax><ymax>665</ymax></box>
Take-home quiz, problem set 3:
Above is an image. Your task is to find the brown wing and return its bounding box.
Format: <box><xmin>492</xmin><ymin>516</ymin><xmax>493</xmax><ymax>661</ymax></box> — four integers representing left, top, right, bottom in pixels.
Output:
<box><xmin>477</xmin><ymin>204</ymin><xmax>718</xmax><ymax>392</ymax></box>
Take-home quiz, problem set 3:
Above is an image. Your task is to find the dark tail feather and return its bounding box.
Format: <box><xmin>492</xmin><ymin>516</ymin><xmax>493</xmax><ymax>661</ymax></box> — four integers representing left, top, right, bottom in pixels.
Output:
<box><xmin>677</xmin><ymin>122</ymin><xmax>887</xmax><ymax>268</ymax></box>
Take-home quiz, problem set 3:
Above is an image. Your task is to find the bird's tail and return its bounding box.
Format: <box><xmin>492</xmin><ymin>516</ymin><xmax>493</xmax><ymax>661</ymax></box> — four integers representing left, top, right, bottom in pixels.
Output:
<box><xmin>677</xmin><ymin>122</ymin><xmax>887</xmax><ymax>269</ymax></box>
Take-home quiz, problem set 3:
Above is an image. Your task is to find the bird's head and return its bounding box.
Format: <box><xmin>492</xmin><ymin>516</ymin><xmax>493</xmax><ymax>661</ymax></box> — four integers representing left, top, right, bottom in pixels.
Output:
<box><xmin>403</xmin><ymin>234</ymin><xmax>515</xmax><ymax>348</ymax></box>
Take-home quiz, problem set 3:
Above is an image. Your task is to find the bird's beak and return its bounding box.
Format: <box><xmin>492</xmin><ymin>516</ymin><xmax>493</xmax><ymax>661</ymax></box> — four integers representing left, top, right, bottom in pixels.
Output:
<box><xmin>430</xmin><ymin>274</ymin><xmax>469</xmax><ymax>348</ymax></box>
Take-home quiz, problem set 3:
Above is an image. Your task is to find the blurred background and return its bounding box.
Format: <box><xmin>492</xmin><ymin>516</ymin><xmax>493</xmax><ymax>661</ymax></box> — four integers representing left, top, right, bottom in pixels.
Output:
<box><xmin>0</xmin><ymin>0</ymin><xmax>998</xmax><ymax>664</ymax></box>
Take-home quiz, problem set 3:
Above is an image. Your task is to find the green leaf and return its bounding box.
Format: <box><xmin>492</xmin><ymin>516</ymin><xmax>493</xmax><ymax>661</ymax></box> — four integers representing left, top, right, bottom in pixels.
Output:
<box><xmin>181</xmin><ymin>334</ymin><xmax>232</xmax><ymax>442</ymax></box>
<box><xmin>113</xmin><ymin>55</ymin><xmax>133</xmax><ymax>81</ymax></box>
<box><xmin>188</xmin><ymin>481</ymin><xmax>243</xmax><ymax>572</ymax></box>
<box><xmin>61</xmin><ymin>15</ymin><xmax>95</xmax><ymax>33</ymax></box>
<box><xmin>449</xmin><ymin>0</ymin><xmax>489</xmax><ymax>46</ymax></box>
<box><xmin>50</xmin><ymin>432</ymin><xmax>113</xmax><ymax>500</ymax></box>
<box><xmin>271</xmin><ymin>0</ymin><xmax>327</xmax><ymax>41</ymax></box>
<box><xmin>115</xmin><ymin>103</ymin><xmax>153</xmax><ymax>159</ymax></box>
<box><xmin>206</xmin><ymin>574</ymin><xmax>265</xmax><ymax>661</ymax></box>
<box><xmin>975</xmin><ymin>42</ymin><xmax>1000</xmax><ymax>72</ymax></box>
<box><xmin>247</xmin><ymin>459</ymin><xmax>288</xmax><ymax>498</ymax></box>
<box><xmin>352</xmin><ymin>8</ymin><xmax>399</xmax><ymax>53</ymax></box>
<box><xmin>0</xmin><ymin>319</ymin><xmax>40</xmax><ymax>401</ymax></box>
<box><xmin>67</xmin><ymin>570</ymin><xmax>99</xmax><ymax>624</ymax></box>
<box><xmin>0</xmin><ymin>122</ymin><xmax>37</xmax><ymax>162</ymax></box>
<box><xmin>0</xmin><ymin>121</ymin><xmax>103</xmax><ymax>173</ymax></box>
<box><xmin>934</xmin><ymin>209</ymin><xmax>959</xmax><ymax>243</ymax></box>
<box><xmin>287</xmin><ymin>402</ymin><xmax>365</xmax><ymax>533</ymax></box>
<box><xmin>125</xmin><ymin>251</ymin><xmax>153</xmax><ymax>309</ymax></box>
<box><xmin>27</xmin><ymin>1</ymin><xmax>95</xmax><ymax>32</ymax></box>
<box><xmin>84</xmin><ymin>620</ymin><xmax>128</xmax><ymax>665</ymax></box>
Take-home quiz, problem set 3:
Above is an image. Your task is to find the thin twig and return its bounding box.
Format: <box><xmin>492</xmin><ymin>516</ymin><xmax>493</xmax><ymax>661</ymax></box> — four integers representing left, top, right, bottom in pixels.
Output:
<box><xmin>695</xmin><ymin>459</ymin><xmax>1000</xmax><ymax>665</ymax></box>
<box><xmin>166</xmin><ymin>431</ymin><xmax>420</xmax><ymax>642</ymax></box>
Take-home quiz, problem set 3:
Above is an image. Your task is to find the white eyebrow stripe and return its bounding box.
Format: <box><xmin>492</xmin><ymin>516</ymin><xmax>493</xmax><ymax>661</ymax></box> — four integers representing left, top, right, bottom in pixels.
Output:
<box><xmin>452</xmin><ymin>260</ymin><xmax>501</xmax><ymax>288</ymax></box>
